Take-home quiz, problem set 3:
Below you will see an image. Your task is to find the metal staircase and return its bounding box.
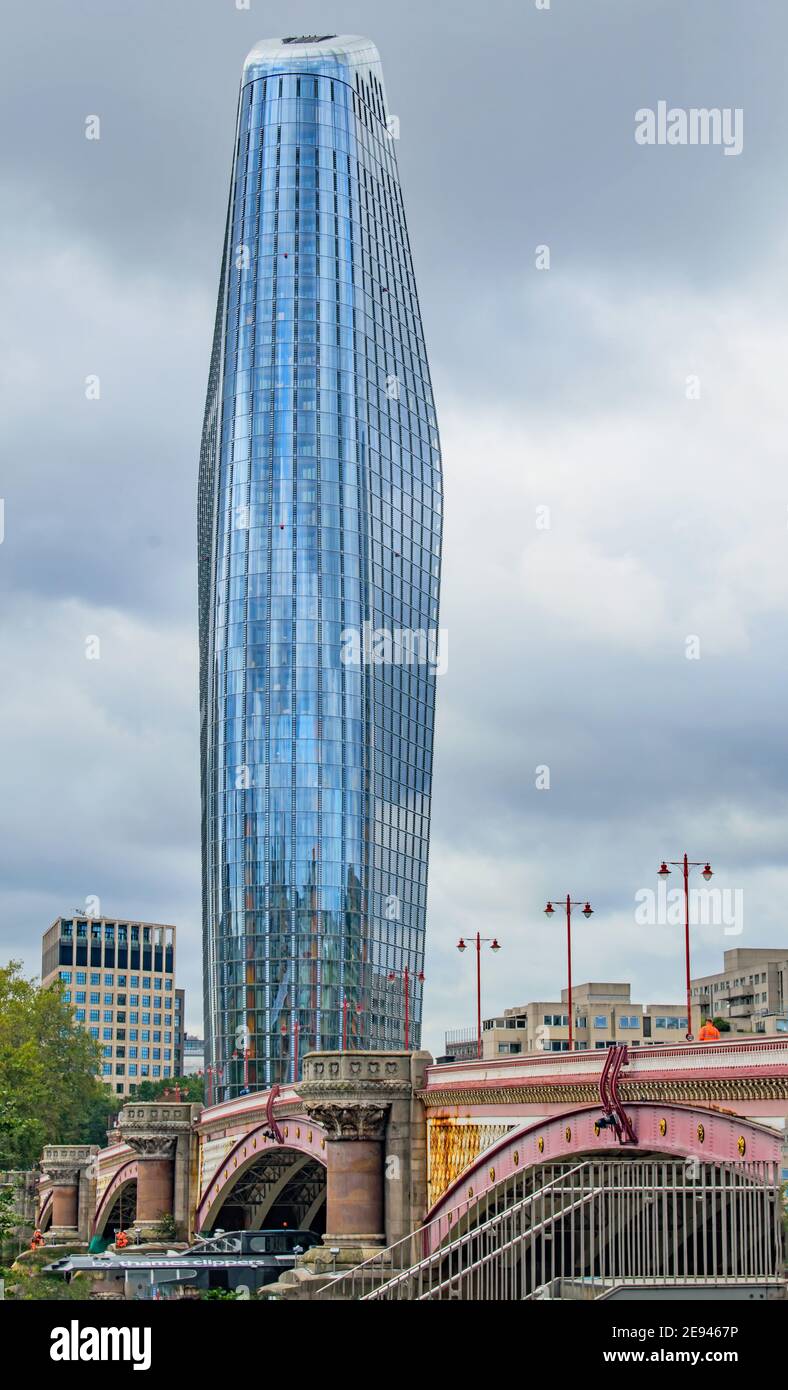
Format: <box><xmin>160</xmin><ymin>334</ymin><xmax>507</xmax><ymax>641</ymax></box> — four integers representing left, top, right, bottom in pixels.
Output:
<box><xmin>316</xmin><ymin>1157</ymin><xmax>783</xmax><ymax>1301</ymax></box>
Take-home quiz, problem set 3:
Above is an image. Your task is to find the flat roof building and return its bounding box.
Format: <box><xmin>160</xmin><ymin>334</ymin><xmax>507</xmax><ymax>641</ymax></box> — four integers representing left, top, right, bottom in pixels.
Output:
<box><xmin>691</xmin><ymin>948</ymin><xmax>788</xmax><ymax>1036</ymax></box>
<box><xmin>183</xmin><ymin>1035</ymin><xmax>205</xmax><ymax>1077</ymax></box>
<box><xmin>446</xmin><ymin>982</ymin><xmax>700</xmax><ymax>1061</ymax></box>
<box><xmin>41</xmin><ymin>916</ymin><xmax>182</xmax><ymax>1096</ymax></box>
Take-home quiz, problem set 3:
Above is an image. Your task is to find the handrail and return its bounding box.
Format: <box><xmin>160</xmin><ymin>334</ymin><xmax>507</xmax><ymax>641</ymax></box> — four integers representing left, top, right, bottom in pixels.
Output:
<box><xmin>369</xmin><ymin>1167</ymin><xmax>781</xmax><ymax>1302</ymax></box>
<box><xmin>316</xmin><ymin>1161</ymin><xmax>590</xmax><ymax>1300</ymax></box>
<box><xmin>367</xmin><ymin>1168</ymin><xmax>595</xmax><ymax>1302</ymax></box>
<box><xmin>317</xmin><ymin>1156</ymin><xmax>783</xmax><ymax>1301</ymax></box>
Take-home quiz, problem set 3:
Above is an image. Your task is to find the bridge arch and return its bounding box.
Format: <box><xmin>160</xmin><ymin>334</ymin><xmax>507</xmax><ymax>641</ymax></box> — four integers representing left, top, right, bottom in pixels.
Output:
<box><xmin>37</xmin><ymin>1189</ymin><xmax>53</xmax><ymax>1231</ymax></box>
<box><xmin>93</xmin><ymin>1159</ymin><xmax>139</xmax><ymax>1236</ymax></box>
<box><xmin>426</xmin><ymin>1102</ymin><xmax>782</xmax><ymax>1246</ymax></box>
<box><xmin>197</xmin><ymin>1119</ymin><xmax>328</xmax><ymax>1233</ymax></box>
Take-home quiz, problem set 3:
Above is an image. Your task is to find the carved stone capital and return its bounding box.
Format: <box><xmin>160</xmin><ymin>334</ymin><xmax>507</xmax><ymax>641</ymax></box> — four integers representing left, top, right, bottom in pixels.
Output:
<box><xmin>116</xmin><ymin>1102</ymin><xmax>195</xmax><ymax>1161</ymax></box>
<box><xmin>304</xmin><ymin>1102</ymin><xmax>389</xmax><ymax>1142</ymax></box>
<box><xmin>123</xmin><ymin>1135</ymin><xmax>178</xmax><ymax>1162</ymax></box>
<box><xmin>45</xmin><ymin>1164</ymin><xmax>81</xmax><ymax>1187</ymax></box>
<box><xmin>41</xmin><ymin>1145</ymin><xmax>98</xmax><ymax>1184</ymax></box>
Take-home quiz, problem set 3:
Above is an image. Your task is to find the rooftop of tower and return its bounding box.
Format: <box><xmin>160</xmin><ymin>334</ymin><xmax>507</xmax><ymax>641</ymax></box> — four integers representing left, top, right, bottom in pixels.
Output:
<box><xmin>242</xmin><ymin>33</ymin><xmax>383</xmax><ymax>87</ymax></box>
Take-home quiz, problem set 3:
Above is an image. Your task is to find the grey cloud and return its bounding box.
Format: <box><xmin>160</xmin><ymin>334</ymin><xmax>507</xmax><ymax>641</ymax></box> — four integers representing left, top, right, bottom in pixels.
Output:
<box><xmin>2</xmin><ymin>0</ymin><xmax>788</xmax><ymax>1047</ymax></box>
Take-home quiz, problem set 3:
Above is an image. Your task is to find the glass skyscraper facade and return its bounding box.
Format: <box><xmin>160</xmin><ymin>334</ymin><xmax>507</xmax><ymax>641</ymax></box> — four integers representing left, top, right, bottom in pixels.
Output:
<box><xmin>199</xmin><ymin>35</ymin><xmax>442</xmax><ymax>1097</ymax></box>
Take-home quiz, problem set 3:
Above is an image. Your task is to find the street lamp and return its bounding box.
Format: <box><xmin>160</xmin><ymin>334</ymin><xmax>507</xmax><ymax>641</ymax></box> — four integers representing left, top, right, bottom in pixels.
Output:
<box><xmin>232</xmin><ymin>1044</ymin><xmax>252</xmax><ymax>1094</ymax></box>
<box><xmin>341</xmin><ymin>994</ymin><xmax>363</xmax><ymax>1052</ymax></box>
<box><xmin>657</xmin><ymin>855</ymin><xmax>713</xmax><ymax>1041</ymax></box>
<box><xmin>544</xmin><ymin>896</ymin><xmax>593</xmax><ymax>1052</ymax></box>
<box><xmin>456</xmin><ymin>934</ymin><xmax>501</xmax><ymax>1059</ymax></box>
<box><xmin>387</xmin><ymin>967</ymin><xmax>425</xmax><ymax>1052</ymax></box>
<box><xmin>280</xmin><ymin>1019</ymin><xmax>301</xmax><ymax>1084</ymax></box>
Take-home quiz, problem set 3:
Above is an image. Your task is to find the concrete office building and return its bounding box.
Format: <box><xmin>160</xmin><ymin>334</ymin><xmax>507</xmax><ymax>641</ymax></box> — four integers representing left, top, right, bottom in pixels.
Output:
<box><xmin>445</xmin><ymin>982</ymin><xmax>700</xmax><ymax>1061</ymax></box>
<box><xmin>692</xmin><ymin>948</ymin><xmax>788</xmax><ymax>1036</ymax></box>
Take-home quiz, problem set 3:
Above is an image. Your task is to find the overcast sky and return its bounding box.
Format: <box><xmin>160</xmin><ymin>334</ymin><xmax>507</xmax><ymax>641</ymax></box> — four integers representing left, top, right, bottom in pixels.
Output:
<box><xmin>2</xmin><ymin>0</ymin><xmax>787</xmax><ymax>1050</ymax></box>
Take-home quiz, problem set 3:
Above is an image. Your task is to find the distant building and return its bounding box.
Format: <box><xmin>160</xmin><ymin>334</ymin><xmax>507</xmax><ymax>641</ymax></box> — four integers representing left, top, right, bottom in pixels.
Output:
<box><xmin>174</xmin><ymin>988</ymin><xmax>186</xmax><ymax>1076</ymax></box>
<box><xmin>441</xmin><ymin>1027</ymin><xmax>480</xmax><ymax>1063</ymax></box>
<box><xmin>692</xmin><ymin>948</ymin><xmax>788</xmax><ymax>1035</ymax></box>
<box><xmin>183</xmin><ymin>1035</ymin><xmax>205</xmax><ymax>1077</ymax></box>
<box><xmin>445</xmin><ymin>982</ymin><xmax>700</xmax><ymax>1061</ymax></box>
<box><xmin>41</xmin><ymin>916</ymin><xmax>183</xmax><ymax>1096</ymax></box>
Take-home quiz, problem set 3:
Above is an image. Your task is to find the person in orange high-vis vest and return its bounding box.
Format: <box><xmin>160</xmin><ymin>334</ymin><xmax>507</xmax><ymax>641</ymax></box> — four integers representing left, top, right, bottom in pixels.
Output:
<box><xmin>698</xmin><ymin>1018</ymin><xmax>721</xmax><ymax>1041</ymax></box>
<box><xmin>115</xmin><ymin>1229</ymin><xmax>129</xmax><ymax>1249</ymax></box>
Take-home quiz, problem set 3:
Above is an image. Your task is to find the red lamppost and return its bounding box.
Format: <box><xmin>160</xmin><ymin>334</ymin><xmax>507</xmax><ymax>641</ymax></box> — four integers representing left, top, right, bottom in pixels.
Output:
<box><xmin>657</xmin><ymin>855</ymin><xmax>713</xmax><ymax>1041</ymax></box>
<box><xmin>231</xmin><ymin>1045</ymin><xmax>251</xmax><ymax>1092</ymax></box>
<box><xmin>341</xmin><ymin>995</ymin><xmax>362</xmax><ymax>1051</ymax></box>
<box><xmin>544</xmin><ymin>897</ymin><xmax>593</xmax><ymax>1052</ymax></box>
<box><xmin>456</xmin><ymin>935</ymin><xmax>501</xmax><ymax>1059</ymax></box>
<box><xmin>280</xmin><ymin>1020</ymin><xmax>301</xmax><ymax>1084</ymax></box>
<box><xmin>387</xmin><ymin>967</ymin><xmax>425</xmax><ymax>1051</ymax></box>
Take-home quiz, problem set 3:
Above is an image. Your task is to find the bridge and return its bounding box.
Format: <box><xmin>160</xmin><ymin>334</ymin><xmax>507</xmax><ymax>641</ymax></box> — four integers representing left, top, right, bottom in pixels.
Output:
<box><xmin>37</xmin><ymin>1038</ymin><xmax>788</xmax><ymax>1297</ymax></box>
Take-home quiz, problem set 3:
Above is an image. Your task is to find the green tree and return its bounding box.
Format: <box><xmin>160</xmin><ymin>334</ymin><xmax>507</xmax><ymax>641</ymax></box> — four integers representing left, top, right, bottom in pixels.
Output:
<box><xmin>0</xmin><ymin>1186</ymin><xmax>17</xmax><ymax>1246</ymax></box>
<box><xmin>80</xmin><ymin>1089</ymin><xmax>123</xmax><ymax>1148</ymax></box>
<box><xmin>0</xmin><ymin>961</ymin><xmax>115</xmax><ymax>1168</ymax></box>
<box><xmin>134</xmin><ymin>1075</ymin><xmax>204</xmax><ymax>1103</ymax></box>
<box><xmin>151</xmin><ymin>1212</ymin><xmax>178</xmax><ymax>1242</ymax></box>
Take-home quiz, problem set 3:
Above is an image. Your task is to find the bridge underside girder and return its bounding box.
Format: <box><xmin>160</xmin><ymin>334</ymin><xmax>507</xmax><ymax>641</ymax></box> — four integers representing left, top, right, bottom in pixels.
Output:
<box><xmin>204</xmin><ymin>1150</ymin><xmax>326</xmax><ymax>1234</ymax></box>
<box><xmin>97</xmin><ymin>1181</ymin><xmax>138</xmax><ymax>1237</ymax></box>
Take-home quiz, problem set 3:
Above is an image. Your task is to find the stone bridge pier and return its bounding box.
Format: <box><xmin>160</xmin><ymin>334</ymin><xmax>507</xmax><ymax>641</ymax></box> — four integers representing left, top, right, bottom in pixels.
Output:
<box><xmin>298</xmin><ymin>1050</ymin><xmax>430</xmax><ymax>1271</ymax></box>
<box><xmin>41</xmin><ymin>1145</ymin><xmax>99</xmax><ymax>1242</ymax></box>
<box><xmin>117</xmin><ymin>1102</ymin><xmax>201</xmax><ymax>1239</ymax></box>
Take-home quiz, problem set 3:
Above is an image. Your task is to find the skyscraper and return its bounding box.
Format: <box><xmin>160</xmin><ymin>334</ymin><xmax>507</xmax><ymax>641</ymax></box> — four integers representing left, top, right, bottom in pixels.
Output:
<box><xmin>199</xmin><ymin>35</ymin><xmax>442</xmax><ymax>1096</ymax></box>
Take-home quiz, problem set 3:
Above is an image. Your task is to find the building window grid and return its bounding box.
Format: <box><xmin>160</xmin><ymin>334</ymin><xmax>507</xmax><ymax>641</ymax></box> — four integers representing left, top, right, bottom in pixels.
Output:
<box><xmin>201</xmin><ymin>58</ymin><xmax>440</xmax><ymax>1093</ymax></box>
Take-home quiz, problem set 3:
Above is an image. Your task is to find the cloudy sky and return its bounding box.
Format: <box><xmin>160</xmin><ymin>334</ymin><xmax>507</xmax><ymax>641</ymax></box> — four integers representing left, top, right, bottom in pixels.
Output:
<box><xmin>2</xmin><ymin>0</ymin><xmax>787</xmax><ymax>1050</ymax></box>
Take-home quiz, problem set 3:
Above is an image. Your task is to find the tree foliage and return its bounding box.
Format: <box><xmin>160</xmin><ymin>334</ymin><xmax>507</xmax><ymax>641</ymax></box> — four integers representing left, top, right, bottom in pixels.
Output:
<box><xmin>151</xmin><ymin>1211</ymin><xmax>178</xmax><ymax>1242</ymax></box>
<box><xmin>0</xmin><ymin>961</ymin><xmax>119</xmax><ymax>1168</ymax></box>
<box><xmin>0</xmin><ymin>1186</ymin><xmax>17</xmax><ymax>1242</ymax></box>
<box><xmin>134</xmin><ymin>1074</ymin><xmax>204</xmax><ymax>1103</ymax></box>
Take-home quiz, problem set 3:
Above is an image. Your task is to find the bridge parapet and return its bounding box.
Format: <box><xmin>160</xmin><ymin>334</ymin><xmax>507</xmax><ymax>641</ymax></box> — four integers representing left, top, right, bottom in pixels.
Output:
<box><xmin>424</xmin><ymin>1036</ymin><xmax>788</xmax><ymax>1109</ymax></box>
<box><xmin>196</xmin><ymin>1084</ymin><xmax>303</xmax><ymax>1142</ymax></box>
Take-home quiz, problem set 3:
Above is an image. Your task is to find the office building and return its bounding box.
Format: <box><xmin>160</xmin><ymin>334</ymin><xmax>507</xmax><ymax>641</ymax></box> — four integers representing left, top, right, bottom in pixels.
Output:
<box><xmin>692</xmin><ymin>948</ymin><xmax>788</xmax><ymax>1035</ymax></box>
<box><xmin>41</xmin><ymin>916</ymin><xmax>181</xmax><ymax>1096</ymax></box>
<box><xmin>183</xmin><ymin>1034</ymin><xmax>206</xmax><ymax>1076</ymax></box>
<box><xmin>445</xmin><ymin>982</ymin><xmax>700</xmax><ymax>1061</ymax></box>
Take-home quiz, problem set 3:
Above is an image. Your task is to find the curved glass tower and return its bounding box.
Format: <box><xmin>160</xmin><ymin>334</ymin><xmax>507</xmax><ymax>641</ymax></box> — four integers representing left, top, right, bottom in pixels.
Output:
<box><xmin>199</xmin><ymin>35</ymin><xmax>442</xmax><ymax>1097</ymax></box>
